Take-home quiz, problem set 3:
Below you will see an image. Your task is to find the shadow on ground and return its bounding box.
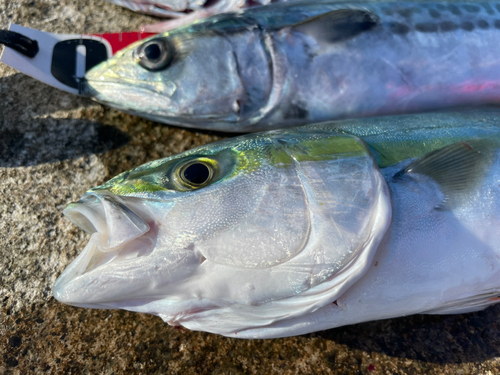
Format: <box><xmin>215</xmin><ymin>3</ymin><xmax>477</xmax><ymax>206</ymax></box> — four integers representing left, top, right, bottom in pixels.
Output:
<box><xmin>315</xmin><ymin>304</ymin><xmax>500</xmax><ymax>364</ymax></box>
<box><xmin>0</xmin><ymin>73</ymin><xmax>129</xmax><ymax>167</ymax></box>
<box><xmin>0</xmin><ymin>119</ymin><xmax>129</xmax><ymax>167</ymax></box>
<box><xmin>0</xmin><ymin>73</ymin><xmax>92</xmax><ymax>120</ymax></box>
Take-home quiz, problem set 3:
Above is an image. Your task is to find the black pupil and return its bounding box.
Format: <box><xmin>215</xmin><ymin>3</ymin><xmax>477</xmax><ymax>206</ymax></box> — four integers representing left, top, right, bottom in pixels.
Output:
<box><xmin>183</xmin><ymin>163</ymin><xmax>210</xmax><ymax>185</ymax></box>
<box><xmin>144</xmin><ymin>43</ymin><xmax>162</xmax><ymax>61</ymax></box>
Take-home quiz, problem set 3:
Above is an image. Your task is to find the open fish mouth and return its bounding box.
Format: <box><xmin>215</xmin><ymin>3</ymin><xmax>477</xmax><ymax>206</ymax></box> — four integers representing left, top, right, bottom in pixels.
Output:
<box><xmin>53</xmin><ymin>193</ymin><xmax>159</xmax><ymax>305</ymax></box>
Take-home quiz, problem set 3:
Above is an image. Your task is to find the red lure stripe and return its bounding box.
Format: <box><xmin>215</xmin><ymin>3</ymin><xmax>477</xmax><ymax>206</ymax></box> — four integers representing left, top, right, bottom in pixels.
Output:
<box><xmin>90</xmin><ymin>32</ymin><xmax>157</xmax><ymax>55</ymax></box>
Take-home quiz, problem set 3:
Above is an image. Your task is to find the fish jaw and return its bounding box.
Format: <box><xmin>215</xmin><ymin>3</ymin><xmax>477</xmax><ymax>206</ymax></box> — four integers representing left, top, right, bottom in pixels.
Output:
<box><xmin>53</xmin><ymin>192</ymin><xmax>200</xmax><ymax>307</ymax></box>
<box><xmin>53</xmin><ymin>193</ymin><xmax>154</xmax><ymax>305</ymax></box>
<box><xmin>82</xmin><ymin>77</ymin><xmax>184</xmax><ymax>125</ymax></box>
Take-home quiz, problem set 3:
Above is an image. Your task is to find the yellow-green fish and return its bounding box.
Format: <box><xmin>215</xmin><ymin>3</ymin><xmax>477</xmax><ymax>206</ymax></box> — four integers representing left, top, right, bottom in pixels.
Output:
<box><xmin>54</xmin><ymin>110</ymin><xmax>500</xmax><ymax>338</ymax></box>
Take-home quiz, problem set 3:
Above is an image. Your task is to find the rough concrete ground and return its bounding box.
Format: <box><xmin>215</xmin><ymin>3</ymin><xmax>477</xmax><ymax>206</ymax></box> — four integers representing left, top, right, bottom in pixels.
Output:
<box><xmin>2</xmin><ymin>0</ymin><xmax>500</xmax><ymax>374</ymax></box>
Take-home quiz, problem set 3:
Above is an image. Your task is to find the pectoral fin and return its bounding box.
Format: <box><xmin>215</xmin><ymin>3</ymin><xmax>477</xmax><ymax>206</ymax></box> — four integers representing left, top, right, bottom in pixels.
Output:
<box><xmin>394</xmin><ymin>139</ymin><xmax>498</xmax><ymax>209</ymax></box>
<box><xmin>292</xmin><ymin>9</ymin><xmax>379</xmax><ymax>44</ymax></box>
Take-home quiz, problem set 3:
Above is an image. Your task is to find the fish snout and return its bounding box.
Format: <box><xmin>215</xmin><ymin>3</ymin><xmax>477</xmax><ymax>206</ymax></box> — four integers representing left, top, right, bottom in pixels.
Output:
<box><xmin>63</xmin><ymin>194</ymin><xmax>150</xmax><ymax>252</ymax></box>
<box><xmin>54</xmin><ymin>194</ymin><xmax>157</xmax><ymax>304</ymax></box>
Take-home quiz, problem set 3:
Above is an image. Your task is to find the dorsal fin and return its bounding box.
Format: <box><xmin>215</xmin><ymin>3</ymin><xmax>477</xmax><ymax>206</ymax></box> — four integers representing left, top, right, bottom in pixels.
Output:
<box><xmin>394</xmin><ymin>139</ymin><xmax>498</xmax><ymax>209</ymax></box>
<box><xmin>291</xmin><ymin>9</ymin><xmax>379</xmax><ymax>44</ymax></box>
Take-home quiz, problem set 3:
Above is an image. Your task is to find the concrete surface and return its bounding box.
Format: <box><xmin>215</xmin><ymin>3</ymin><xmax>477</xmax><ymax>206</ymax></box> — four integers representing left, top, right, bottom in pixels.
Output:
<box><xmin>2</xmin><ymin>1</ymin><xmax>500</xmax><ymax>374</ymax></box>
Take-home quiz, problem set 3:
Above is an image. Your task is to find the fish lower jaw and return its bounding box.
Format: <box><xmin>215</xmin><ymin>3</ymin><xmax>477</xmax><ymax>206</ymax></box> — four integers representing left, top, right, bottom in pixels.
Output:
<box><xmin>62</xmin><ymin>193</ymin><xmax>161</xmax><ymax>269</ymax></box>
<box><xmin>52</xmin><ymin>226</ymin><xmax>159</xmax><ymax>303</ymax></box>
<box><xmin>74</xmin><ymin>221</ymin><xmax>159</xmax><ymax>275</ymax></box>
<box><xmin>90</xmin><ymin>225</ymin><xmax>158</xmax><ymax>274</ymax></box>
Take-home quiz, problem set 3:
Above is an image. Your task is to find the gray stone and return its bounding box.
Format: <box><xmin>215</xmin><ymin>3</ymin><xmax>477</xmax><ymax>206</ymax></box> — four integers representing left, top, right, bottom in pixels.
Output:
<box><xmin>1</xmin><ymin>1</ymin><xmax>500</xmax><ymax>374</ymax></box>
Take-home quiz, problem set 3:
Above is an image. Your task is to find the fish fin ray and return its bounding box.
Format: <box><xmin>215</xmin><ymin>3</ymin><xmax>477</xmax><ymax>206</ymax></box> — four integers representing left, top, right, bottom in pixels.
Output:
<box><xmin>394</xmin><ymin>139</ymin><xmax>498</xmax><ymax>209</ymax></box>
<box><xmin>291</xmin><ymin>9</ymin><xmax>379</xmax><ymax>44</ymax></box>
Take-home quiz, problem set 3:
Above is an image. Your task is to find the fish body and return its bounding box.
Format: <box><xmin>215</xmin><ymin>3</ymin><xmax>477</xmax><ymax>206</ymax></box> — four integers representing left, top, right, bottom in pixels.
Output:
<box><xmin>106</xmin><ymin>0</ymin><xmax>235</xmax><ymax>15</ymax></box>
<box><xmin>105</xmin><ymin>0</ymin><xmax>282</xmax><ymax>31</ymax></box>
<box><xmin>105</xmin><ymin>0</ymin><xmax>256</xmax><ymax>32</ymax></box>
<box><xmin>85</xmin><ymin>1</ymin><xmax>500</xmax><ymax>132</ymax></box>
<box><xmin>54</xmin><ymin>110</ymin><xmax>500</xmax><ymax>338</ymax></box>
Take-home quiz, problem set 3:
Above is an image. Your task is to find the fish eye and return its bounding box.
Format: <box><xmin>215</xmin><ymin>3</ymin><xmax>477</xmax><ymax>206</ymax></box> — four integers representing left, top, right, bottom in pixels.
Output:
<box><xmin>177</xmin><ymin>159</ymin><xmax>215</xmax><ymax>189</ymax></box>
<box><xmin>134</xmin><ymin>38</ymin><xmax>174</xmax><ymax>71</ymax></box>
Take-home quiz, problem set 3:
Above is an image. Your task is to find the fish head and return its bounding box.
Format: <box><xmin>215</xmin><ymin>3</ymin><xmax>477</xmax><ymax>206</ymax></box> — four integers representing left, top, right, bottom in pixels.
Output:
<box><xmin>53</xmin><ymin>129</ymin><xmax>391</xmax><ymax>336</ymax></box>
<box><xmin>84</xmin><ymin>26</ymin><xmax>272</xmax><ymax>131</ymax></box>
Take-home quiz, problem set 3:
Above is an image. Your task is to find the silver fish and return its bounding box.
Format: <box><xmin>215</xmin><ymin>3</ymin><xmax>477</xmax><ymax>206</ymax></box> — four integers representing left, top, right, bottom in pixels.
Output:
<box><xmin>106</xmin><ymin>0</ymin><xmax>281</xmax><ymax>32</ymax></box>
<box><xmin>53</xmin><ymin>110</ymin><xmax>500</xmax><ymax>338</ymax></box>
<box><xmin>84</xmin><ymin>1</ymin><xmax>500</xmax><ymax>132</ymax></box>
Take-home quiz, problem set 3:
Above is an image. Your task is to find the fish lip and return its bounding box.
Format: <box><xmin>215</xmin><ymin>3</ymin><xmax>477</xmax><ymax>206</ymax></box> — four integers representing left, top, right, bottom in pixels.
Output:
<box><xmin>63</xmin><ymin>192</ymin><xmax>153</xmax><ymax>252</ymax></box>
<box><xmin>83</xmin><ymin>78</ymin><xmax>241</xmax><ymax>128</ymax></box>
<box><xmin>63</xmin><ymin>194</ymin><xmax>106</xmax><ymax>235</ymax></box>
<box><xmin>83</xmin><ymin>77</ymin><xmax>164</xmax><ymax>96</ymax></box>
<box><xmin>82</xmin><ymin>78</ymin><xmax>179</xmax><ymax>115</ymax></box>
<box><xmin>54</xmin><ymin>193</ymin><xmax>158</xmax><ymax>304</ymax></box>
